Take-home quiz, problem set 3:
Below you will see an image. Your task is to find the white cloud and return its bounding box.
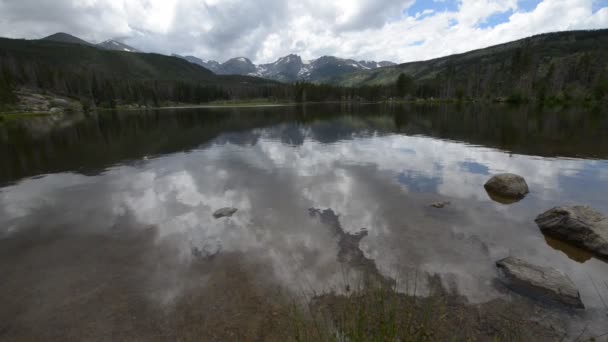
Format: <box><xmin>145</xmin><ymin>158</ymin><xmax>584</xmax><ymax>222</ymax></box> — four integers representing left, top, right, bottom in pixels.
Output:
<box><xmin>0</xmin><ymin>0</ymin><xmax>606</xmax><ymax>63</ymax></box>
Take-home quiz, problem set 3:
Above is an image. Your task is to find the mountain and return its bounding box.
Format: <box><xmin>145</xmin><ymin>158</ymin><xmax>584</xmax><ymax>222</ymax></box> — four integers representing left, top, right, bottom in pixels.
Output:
<box><xmin>174</xmin><ymin>53</ymin><xmax>396</xmax><ymax>82</ymax></box>
<box><xmin>261</xmin><ymin>55</ymin><xmax>395</xmax><ymax>82</ymax></box>
<box><xmin>171</xmin><ymin>54</ymin><xmax>222</xmax><ymax>73</ymax></box>
<box><xmin>6</xmin><ymin>29</ymin><xmax>607</xmax><ymax>106</ymax></box>
<box><xmin>98</xmin><ymin>39</ymin><xmax>139</xmax><ymax>52</ymax></box>
<box><xmin>0</xmin><ymin>37</ymin><xmax>281</xmax><ymax>107</ymax></box>
<box><xmin>333</xmin><ymin>29</ymin><xmax>608</xmax><ymax>101</ymax></box>
<box><xmin>220</xmin><ymin>57</ymin><xmax>257</xmax><ymax>75</ymax></box>
<box><xmin>256</xmin><ymin>54</ymin><xmax>305</xmax><ymax>82</ymax></box>
<box><xmin>41</xmin><ymin>32</ymin><xmax>93</xmax><ymax>46</ymax></box>
<box><xmin>358</xmin><ymin>60</ymin><xmax>396</xmax><ymax>69</ymax></box>
<box><xmin>42</xmin><ymin>33</ymin><xmax>140</xmax><ymax>53</ymax></box>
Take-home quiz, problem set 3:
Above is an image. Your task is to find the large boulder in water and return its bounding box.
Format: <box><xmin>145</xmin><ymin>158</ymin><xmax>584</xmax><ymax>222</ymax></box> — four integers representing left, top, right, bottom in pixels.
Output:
<box><xmin>535</xmin><ymin>206</ymin><xmax>608</xmax><ymax>259</ymax></box>
<box><xmin>496</xmin><ymin>257</ymin><xmax>584</xmax><ymax>308</ymax></box>
<box><xmin>484</xmin><ymin>173</ymin><xmax>529</xmax><ymax>203</ymax></box>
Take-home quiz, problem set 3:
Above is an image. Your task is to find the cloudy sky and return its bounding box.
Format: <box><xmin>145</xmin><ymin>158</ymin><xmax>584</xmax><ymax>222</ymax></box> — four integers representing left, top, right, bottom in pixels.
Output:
<box><xmin>0</xmin><ymin>0</ymin><xmax>607</xmax><ymax>63</ymax></box>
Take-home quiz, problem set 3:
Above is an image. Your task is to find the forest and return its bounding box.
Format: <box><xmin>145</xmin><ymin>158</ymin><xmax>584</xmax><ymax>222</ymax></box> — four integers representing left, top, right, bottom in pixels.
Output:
<box><xmin>1</xmin><ymin>30</ymin><xmax>608</xmax><ymax>111</ymax></box>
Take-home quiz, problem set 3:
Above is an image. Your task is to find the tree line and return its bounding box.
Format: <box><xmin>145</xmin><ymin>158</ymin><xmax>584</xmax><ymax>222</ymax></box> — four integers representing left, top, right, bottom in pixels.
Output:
<box><xmin>1</xmin><ymin>47</ymin><xmax>607</xmax><ymax>110</ymax></box>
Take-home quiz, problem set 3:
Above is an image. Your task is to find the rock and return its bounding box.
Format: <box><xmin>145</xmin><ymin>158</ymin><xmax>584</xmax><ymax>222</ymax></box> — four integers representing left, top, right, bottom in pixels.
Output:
<box><xmin>535</xmin><ymin>206</ymin><xmax>608</xmax><ymax>259</ymax></box>
<box><xmin>496</xmin><ymin>257</ymin><xmax>584</xmax><ymax>308</ymax></box>
<box><xmin>191</xmin><ymin>240</ymin><xmax>222</xmax><ymax>260</ymax></box>
<box><xmin>213</xmin><ymin>207</ymin><xmax>238</xmax><ymax>219</ymax></box>
<box><xmin>50</xmin><ymin>98</ymin><xmax>71</xmax><ymax>108</ymax></box>
<box><xmin>484</xmin><ymin>173</ymin><xmax>529</xmax><ymax>203</ymax></box>
<box><xmin>431</xmin><ymin>201</ymin><xmax>450</xmax><ymax>208</ymax></box>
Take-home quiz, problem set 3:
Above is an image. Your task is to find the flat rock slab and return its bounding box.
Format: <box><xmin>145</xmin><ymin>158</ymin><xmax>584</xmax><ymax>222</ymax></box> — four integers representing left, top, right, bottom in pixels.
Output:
<box><xmin>496</xmin><ymin>257</ymin><xmax>584</xmax><ymax>309</ymax></box>
<box><xmin>484</xmin><ymin>173</ymin><xmax>529</xmax><ymax>203</ymax></box>
<box><xmin>213</xmin><ymin>207</ymin><xmax>238</xmax><ymax>219</ymax></box>
<box><xmin>535</xmin><ymin>206</ymin><xmax>608</xmax><ymax>259</ymax></box>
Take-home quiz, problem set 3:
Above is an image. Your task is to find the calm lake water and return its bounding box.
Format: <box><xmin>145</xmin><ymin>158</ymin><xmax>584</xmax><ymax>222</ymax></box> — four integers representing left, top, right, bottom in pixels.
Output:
<box><xmin>1</xmin><ymin>103</ymin><xmax>607</xmax><ymax>339</ymax></box>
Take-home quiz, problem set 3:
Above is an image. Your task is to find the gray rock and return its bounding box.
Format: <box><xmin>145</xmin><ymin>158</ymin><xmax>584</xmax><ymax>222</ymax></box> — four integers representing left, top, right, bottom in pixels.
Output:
<box><xmin>430</xmin><ymin>201</ymin><xmax>450</xmax><ymax>208</ymax></box>
<box><xmin>50</xmin><ymin>98</ymin><xmax>71</xmax><ymax>108</ymax></box>
<box><xmin>535</xmin><ymin>206</ymin><xmax>608</xmax><ymax>259</ymax></box>
<box><xmin>496</xmin><ymin>257</ymin><xmax>584</xmax><ymax>308</ymax></box>
<box><xmin>484</xmin><ymin>173</ymin><xmax>529</xmax><ymax>202</ymax></box>
<box><xmin>213</xmin><ymin>207</ymin><xmax>238</xmax><ymax>219</ymax></box>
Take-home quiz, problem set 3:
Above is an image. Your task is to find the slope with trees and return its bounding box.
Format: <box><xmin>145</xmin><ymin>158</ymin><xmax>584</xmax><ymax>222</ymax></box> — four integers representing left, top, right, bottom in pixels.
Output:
<box><xmin>333</xmin><ymin>29</ymin><xmax>608</xmax><ymax>102</ymax></box>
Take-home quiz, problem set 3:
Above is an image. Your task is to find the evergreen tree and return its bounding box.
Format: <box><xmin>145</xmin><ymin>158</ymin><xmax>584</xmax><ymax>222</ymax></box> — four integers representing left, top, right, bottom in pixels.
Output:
<box><xmin>396</xmin><ymin>73</ymin><xmax>414</xmax><ymax>98</ymax></box>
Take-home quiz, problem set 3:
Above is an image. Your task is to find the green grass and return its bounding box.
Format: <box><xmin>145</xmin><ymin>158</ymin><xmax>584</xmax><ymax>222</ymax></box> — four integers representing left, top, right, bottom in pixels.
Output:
<box><xmin>283</xmin><ymin>278</ymin><xmax>570</xmax><ymax>342</ymax></box>
<box><xmin>282</xmin><ymin>268</ymin><xmax>608</xmax><ymax>342</ymax></box>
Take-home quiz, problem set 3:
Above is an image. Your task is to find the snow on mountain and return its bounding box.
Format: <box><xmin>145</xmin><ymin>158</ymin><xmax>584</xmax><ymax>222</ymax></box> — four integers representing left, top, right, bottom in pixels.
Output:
<box><xmin>98</xmin><ymin>39</ymin><xmax>140</xmax><ymax>53</ymax></box>
<box><xmin>174</xmin><ymin>52</ymin><xmax>396</xmax><ymax>81</ymax></box>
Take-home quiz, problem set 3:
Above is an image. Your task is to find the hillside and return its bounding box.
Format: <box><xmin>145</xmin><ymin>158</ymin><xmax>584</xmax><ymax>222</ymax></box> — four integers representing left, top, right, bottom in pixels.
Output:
<box><xmin>334</xmin><ymin>29</ymin><xmax>608</xmax><ymax>100</ymax></box>
<box><xmin>0</xmin><ymin>37</ymin><xmax>281</xmax><ymax>108</ymax></box>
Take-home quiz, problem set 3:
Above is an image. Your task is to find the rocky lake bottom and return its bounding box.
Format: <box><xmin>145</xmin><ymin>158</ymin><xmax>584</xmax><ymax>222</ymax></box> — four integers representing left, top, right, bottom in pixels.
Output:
<box><xmin>1</xmin><ymin>103</ymin><xmax>607</xmax><ymax>340</ymax></box>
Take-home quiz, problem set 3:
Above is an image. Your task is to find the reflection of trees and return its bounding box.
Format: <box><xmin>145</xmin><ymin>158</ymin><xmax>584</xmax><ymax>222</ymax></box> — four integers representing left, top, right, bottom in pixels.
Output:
<box><xmin>2</xmin><ymin>103</ymin><xmax>605</xmax><ymax>184</ymax></box>
<box><xmin>392</xmin><ymin>104</ymin><xmax>608</xmax><ymax>159</ymax></box>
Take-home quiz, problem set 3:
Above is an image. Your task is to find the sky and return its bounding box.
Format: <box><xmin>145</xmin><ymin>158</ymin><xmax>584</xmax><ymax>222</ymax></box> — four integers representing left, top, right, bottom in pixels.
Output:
<box><xmin>0</xmin><ymin>0</ymin><xmax>607</xmax><ymax>63</ymax></box>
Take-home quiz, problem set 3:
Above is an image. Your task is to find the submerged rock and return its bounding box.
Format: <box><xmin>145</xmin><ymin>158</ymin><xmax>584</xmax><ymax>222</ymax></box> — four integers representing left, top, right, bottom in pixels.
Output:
<box><xmin>430</xmin><ymin>201</ymin><xmax>450</xmax><ymax>208</ymax></box>
<box><xmin>213</xmin><ymin>207</ymin><xmax>238</xmax><ymax>219</ymax></box>
<box><xmin>535</xmin><ymin>206</ymin><xmax>608</xmax><ymax>259</ymax></box>
<box><xmin>484</xmin><ymin>173</ymin><xmax>529</xmax><ymax>203</ymax></box>
<box><xmin>191</xmin><ymin>241</ymin><xmax>222</xmax><ymax>260</ymax></box>
<box><xmin>496</xmin><ymin>257</ymin><xmax>584</xmax><ymax>309</ymax></box>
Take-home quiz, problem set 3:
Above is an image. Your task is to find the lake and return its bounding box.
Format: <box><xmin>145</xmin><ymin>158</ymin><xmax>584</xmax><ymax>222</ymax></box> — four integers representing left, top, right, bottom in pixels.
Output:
<box><xmin>1</xmin><ymin>103</ymin><xmax>607</xmax><ymax>339</ymax></box>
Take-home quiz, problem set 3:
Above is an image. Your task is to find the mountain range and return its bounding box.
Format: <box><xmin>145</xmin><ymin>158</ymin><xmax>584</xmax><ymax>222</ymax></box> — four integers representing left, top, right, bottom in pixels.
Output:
<box><xmin>42</xmin><ymin>32</ymin><xmax>140</xmax><ymax>53</ymax></box>
<box><xmin>42</xmin><ymin>33</ymin><xmax>397</xmax><ymax>83</ymax></box>
<box><xmin>172</xmin><ymin>54</ymin><xmax>396</xmax><ymax>82</ymax></box>
<box><xmin>1</xmin><ymin>29</ymin><xmax>607</xmax><ymax>107</ymax></box>
<box><xmin>0</xmin><ymin>34</ymin><xmax>281</xmax><ymax>109</ymax></box>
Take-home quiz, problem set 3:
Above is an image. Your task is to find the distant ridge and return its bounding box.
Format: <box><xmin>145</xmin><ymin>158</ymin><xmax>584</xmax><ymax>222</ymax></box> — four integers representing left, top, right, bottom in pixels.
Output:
<box><xmin>98</xmin><ymin>39</ymin><xmax>140</xmax><ymax>53</ymax></box>
<box><xmin>41</xmin><ymin>32</ymin><xmax>93</xmax><ymax>46</ymax></box>
<box><xmin>41</xmin><ymin>32</ymin><xmax>140</xmax><ymax>53</ymax></box>
<box><xmin>173</xmin><ymin>53</ymin><xmax>396</xmax><ymax>82</ymax></box>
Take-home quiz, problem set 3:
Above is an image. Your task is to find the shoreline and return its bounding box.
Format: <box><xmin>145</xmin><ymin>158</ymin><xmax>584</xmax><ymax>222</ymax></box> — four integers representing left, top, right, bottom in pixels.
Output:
<box><xmin>1</xmin><ymin>97</ymin><xmax>605</xmax><ymax>121</ymax></box>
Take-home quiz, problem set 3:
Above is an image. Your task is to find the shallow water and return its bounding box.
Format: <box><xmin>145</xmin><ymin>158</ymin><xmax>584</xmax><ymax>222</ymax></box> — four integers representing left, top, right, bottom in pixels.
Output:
<box><xmin>1</xmin><ymin>104</ymin><xmax>607</xmax><ymax>338</ymax></box>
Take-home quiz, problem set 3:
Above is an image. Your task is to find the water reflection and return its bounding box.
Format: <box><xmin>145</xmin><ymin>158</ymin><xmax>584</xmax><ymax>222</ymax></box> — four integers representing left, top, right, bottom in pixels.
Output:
<box><xmin>2</xmin><ymin>103</ymin><xmax>608</xmax><ymax>185</ymax></box>
<box><xmin>484</xmin><ymin>189</ymin><xmax>524</xmax><ymax>205</ymax></box>
<box><xmin>1</xmin><ymin>104</ymin><xmax>608</xmax><ymax>335</ymax></box>
<box><xmin>544</xmin><ymin>235</ymin><xmax>594</xmax><ymax>263</ymax></box>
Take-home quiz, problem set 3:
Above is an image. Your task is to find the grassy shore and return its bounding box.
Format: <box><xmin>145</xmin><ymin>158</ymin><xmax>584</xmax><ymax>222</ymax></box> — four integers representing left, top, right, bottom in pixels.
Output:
<box><xmin>0</xmin><ymin>111</ymin><xmax>51</xmax><ymax>123</ymax></box>
<box><xmin>284</xmin><ymin>282</ymin><xmax>571</xmax><ymax>341</ymax></box>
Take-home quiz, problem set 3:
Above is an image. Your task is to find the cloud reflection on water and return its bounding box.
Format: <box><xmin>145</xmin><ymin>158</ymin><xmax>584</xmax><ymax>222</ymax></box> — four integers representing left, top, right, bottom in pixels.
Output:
<box><xmin>1</xmin><ymin>118</ymin><xmax>608</xmax><ymax>310</ymax></box>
